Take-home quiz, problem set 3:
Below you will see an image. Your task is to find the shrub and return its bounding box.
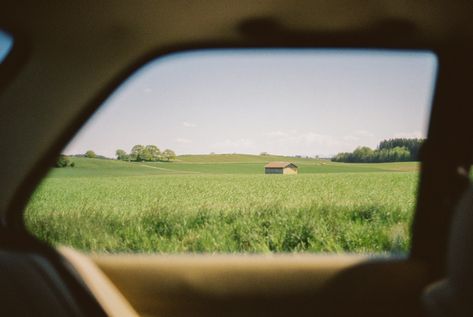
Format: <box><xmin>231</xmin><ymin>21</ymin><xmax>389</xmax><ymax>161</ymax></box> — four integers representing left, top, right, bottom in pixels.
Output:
<box><xmin>55</xmin><ymin>155</ymin><xmax>71</xmax><ymax>168</ymax></box>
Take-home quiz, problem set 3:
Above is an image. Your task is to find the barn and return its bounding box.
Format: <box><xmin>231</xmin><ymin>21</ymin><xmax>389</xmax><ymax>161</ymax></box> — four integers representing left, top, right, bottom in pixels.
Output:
<box><xmin>264</xmin><ymin>162</ymin><xmax>298</xmax><ymax>174</ymax></box>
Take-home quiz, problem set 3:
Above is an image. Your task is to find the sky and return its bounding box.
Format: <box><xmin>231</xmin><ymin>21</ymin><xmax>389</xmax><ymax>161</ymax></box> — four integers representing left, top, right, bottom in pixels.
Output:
<box><xmin>63</xmin><ymin>49</ymin><xmax>437</xmax><ymax>158</ymax></box>
<box><xmin>0</xmin><ymin>30</ymin><xmax>13</xmax><ymax>63</ymax></box>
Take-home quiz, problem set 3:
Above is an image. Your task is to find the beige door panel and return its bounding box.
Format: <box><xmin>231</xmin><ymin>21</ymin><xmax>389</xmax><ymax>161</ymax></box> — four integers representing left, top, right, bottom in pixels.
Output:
<box><xmin>88</xmin><ymin>254</ymin><xmax>431</xmax><ymax>317</ymax></box>
<box><xmin>59</xmin><ymin>247</ymin><xmax>140</xmax><ymax>317</ymax></box>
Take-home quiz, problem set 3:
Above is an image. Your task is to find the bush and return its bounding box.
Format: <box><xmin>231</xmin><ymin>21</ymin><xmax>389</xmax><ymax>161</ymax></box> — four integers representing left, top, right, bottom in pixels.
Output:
<box><xmin>85</xmin><ymin>150</ymin><xmax>96</xmax><ymax>158</ymax></box>
<box><xmin>55</xmin><ymin>155</ymin><xmax>72</xmax><ymax>168</ymax></box>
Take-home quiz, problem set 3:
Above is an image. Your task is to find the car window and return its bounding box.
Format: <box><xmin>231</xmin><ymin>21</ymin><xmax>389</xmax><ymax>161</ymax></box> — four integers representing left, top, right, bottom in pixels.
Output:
<box><xmin>25</xmin><ymin>49</ymin><xmax>438</xmax><ymax>254</ymax></box>
<box><xmin>0</xmin><ymin>29</ymin><xmax>13</xmax><ymax>63</ymax></box>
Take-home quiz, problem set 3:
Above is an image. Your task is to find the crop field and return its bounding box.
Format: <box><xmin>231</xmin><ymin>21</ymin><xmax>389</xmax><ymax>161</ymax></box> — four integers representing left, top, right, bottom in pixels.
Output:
<box><xmin>25</xmin><ymin>155</ymin><xmax>419</xmax><ymax>254</ymax></box>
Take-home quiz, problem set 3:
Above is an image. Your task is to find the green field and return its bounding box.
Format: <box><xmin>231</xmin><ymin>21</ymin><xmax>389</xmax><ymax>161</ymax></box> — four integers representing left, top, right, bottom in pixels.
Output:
<box><xmin>25</xmin><ymin>155</ymin><xmax>419</xmax><ymax>254</ymax></box>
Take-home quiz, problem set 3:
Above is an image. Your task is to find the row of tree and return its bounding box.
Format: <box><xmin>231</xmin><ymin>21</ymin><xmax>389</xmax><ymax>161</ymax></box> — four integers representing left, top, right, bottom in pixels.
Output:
<box><xmin>331</xmin><ymin>138</ymin><xmax>424</xmax><ymax>163</ymax></box>
<box><xmin>69</xmin><ymin>150</ymin><xmax>110</xmax><ymax>159</ymax></box>
<box><xmin>116</xmin><ymin>145</ymin><xmax>176</xmax><ymax>162</ymax></box>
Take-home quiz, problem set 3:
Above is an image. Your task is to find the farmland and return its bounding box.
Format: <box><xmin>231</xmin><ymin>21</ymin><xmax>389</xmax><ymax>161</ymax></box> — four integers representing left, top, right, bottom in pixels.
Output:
<box><xmin>25</xmin><ymin>155</ymin><xmax>419</xmax><ymax>254</ymax></box>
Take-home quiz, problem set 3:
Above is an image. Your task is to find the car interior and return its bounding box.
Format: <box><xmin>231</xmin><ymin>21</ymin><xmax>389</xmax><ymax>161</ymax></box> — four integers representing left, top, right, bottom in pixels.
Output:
<box><xmin>1</xmin><ymin>1</ymin><xmax>473</xmax><ymax>316</ymax></box>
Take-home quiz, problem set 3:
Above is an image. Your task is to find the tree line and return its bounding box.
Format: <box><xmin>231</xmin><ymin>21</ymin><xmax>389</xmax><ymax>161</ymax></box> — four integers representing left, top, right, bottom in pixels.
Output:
<box><xmin>54</xmin><ymin>145</ymin><xmax>177</xmax><ymax>168</ymax></box>
<box><xmin>116</xmin><ymin>145</ymin><xmax>176</xmax><ymax>162</ymax></box>
<box><xmin>331</xmin><ymin>138</ymin><xmax>424</xmax><ymax>163</ymax></box>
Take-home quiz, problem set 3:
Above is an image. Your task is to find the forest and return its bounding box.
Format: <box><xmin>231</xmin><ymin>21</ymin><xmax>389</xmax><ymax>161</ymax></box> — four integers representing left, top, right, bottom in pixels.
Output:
<box><xmin>331</xmin><ymin>138</ymin><xmax>424</xmax><ymax>163</ymax></box>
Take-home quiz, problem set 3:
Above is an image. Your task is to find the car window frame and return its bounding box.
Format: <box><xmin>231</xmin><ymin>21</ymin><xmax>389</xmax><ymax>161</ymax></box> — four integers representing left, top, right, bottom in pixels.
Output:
<box><xmin>4</xmin><ymin>37</ymin><xmax>472</xmax><ymax>278</ymax></box>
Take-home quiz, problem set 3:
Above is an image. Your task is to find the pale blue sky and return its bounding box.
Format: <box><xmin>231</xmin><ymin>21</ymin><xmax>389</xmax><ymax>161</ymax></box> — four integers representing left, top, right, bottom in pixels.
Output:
<box><xmin>0</xmin><ymin>30</ymin><xmax>13</xmax><ymax>63</ymax></box>
<box><xmin>63</xmin><ymin>49</ymin><xmax>437</xmax><ymax>158</ymax></box>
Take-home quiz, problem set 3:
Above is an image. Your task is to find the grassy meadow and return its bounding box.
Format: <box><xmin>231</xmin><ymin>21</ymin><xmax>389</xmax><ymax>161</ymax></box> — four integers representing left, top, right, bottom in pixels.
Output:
<box><xmin>25</xmin><ymin>155</ymin><xmax>419</xmax><ymax>254</ymax></box>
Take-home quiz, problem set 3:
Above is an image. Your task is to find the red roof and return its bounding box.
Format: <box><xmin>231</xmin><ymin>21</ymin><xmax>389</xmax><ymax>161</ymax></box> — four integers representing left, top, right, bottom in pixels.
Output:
<box><xmin>264</xmin><ymin>162</ymin><xmax>297</xmax><ymax>168</ymax></box>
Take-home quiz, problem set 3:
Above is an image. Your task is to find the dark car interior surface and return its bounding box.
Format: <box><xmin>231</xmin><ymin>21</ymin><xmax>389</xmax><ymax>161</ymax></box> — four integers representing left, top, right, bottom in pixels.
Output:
<box><xmin>1</xmin><ymin>1</ymin><xmax>473</xmax><ymax>316</ymax></box>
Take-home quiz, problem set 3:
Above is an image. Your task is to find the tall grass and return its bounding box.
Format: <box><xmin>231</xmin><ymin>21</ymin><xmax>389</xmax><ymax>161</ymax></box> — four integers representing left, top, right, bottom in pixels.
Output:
<box><xmin>25</xmin><ymin>172</ymin><xmax>417</xmax><ymax>254</ymax></box>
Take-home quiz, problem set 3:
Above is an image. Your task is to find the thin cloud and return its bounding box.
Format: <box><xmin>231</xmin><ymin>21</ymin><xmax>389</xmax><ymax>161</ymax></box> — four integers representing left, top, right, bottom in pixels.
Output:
<box><xmin>354</xmin><ymin>130</ymin><xmax>374</xmax><ymax>137</ymax></box>
<box><xmin>265</xmin><ymin>131</ymin><xmax>289</xmax><ymax>137</ymax></box>
<box><xmin>342</xmin><ymin>135</ymin><xmax>359</xmax><ymax>141</ymax></box>
<box><xmin>265</xmin><ymin>130</ymin><xmax>341</xmax><ymax>147</ymax></box>
<box><xmin>182</xmin><ymin>121</ymin><xmax>197</xmax><ymax>128</ymax></box>
<box><xmin>393</xmin><ymin>131</ymin><xmax>424</xmax><ymax>138</ymax></box>
<box><xmin>262</xmin><ymin>129</ymin><xmax>377</xmax><ymax>156</ymax></box>
<box><xmin>176</xmin><ymin>138</ymin><xmax>192</xmax><ymax>144</ymax></box>
<box><xmin>212</xmin><ymin>138</ymin><xmax>254</xmax><ymax>150</ymax></box>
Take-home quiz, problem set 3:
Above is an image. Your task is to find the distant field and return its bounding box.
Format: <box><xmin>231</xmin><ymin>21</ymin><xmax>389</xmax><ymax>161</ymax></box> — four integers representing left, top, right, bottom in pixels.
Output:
<box><xmin>25</xmin><ymin>155</ymin><xmax>419</xmax><ymax>253</ymax></box>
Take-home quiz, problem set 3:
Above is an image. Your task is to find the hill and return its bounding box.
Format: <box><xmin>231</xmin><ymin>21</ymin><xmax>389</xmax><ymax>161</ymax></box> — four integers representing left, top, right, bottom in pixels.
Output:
<box><xmin>176</xmin><ymin>154</ymin><xmax>418</xmax><ymax>170</ymax></box>
<box><xmin>50</xmin><ymin>154</ymin><xmax>419</xmax><ymax>177</ymax></box>
<box><xmin>176</xmin><ymin>153</ymin><xmax>319</xmax><ymax>164</ymax></box>
<box><xmin>47</xmin><ymin>157</ymin><xmax>174</xmax><ymax>178</ymax></box>
<box><xmin>175</xmin><ymin>154</ymin><xmax>418</xmax><ymax>172</ymax></box>
<box><xmin>139</xmin><ymin>154</ymin><xmax>419</xmax><ymax>174</ymax></box>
